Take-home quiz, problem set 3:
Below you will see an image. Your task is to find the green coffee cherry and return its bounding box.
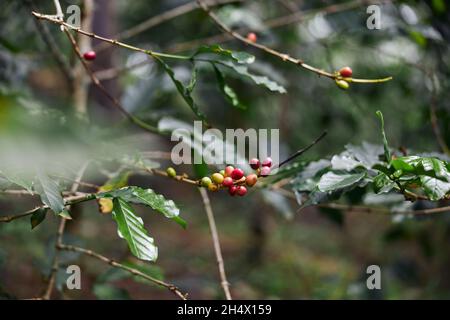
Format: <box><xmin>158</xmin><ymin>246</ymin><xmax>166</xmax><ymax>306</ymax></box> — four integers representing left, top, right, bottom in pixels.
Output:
<box><xmin>201</xmin><ymin>177</ymin><xmax>213</xmax><ymax>187</ymax></box>
<box><xmin>166</xmin><ymin>167</ymin><xmax>177</xmax><ymax>178</ymax></box>
<box><xmin>335</xmin><ymin>79</ymin><xmax>349</xmax><ymax>90</ymax></box>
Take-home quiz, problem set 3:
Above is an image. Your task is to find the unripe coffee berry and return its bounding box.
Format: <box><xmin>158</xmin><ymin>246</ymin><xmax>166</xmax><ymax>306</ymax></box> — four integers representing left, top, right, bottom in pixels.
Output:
<box><xmin>237</xmin><ymin>186</ymin><xmax>247</xmax><ymax>196</ymax></box>
<box><xmin>249</xmin><ymin>158</ymin><xmax>260</xmax><ymax>170</ymax></box>
<box><xmin>219</xmin><ymin>170</ymin><xmax>225</xmax><ymax>176</ymax></box>
<box><xmin>83</xmin><ymin>51</ymin><xmax>96</xmax><ymax>61</ymax></box>
<box><xmin>339</xmin><ymin>66</ymin><xmax>352</xmax><ymax>78</ymax></box>
<box><xmin>224</xmin><ymin>166</ymin><xmax>234</xmax><ymax>177</ymax></box>
<box><xmin>211</xmin><ymin>173</ymin><xmax>224</xmax><ymax>184</ymax></box>
<box><xmin>166</xmin><ymin>167</ymin><xmax>177</xmax><ymax>178</ymax></box>
<box><xmin>231</xmin><ymin>168</ymin><xmax>244</xmax><ymax>180</ymax></box>
<box><xmin>260</xmin><ymin>166</ymin><xmax>271</xmax><ymax>176</ymax></box>
<box><xmin>229</xmin><ymin>185</ymin><xmax>238</xmax><ymax>196</ymax></box>
<box><xmin>201</xmin><ymin>177</ymin><xmax>212</xmax><ymax>187</ymax></box>
<box><xmin>335</xmin><ymin>79</ymin><xmax>349</xmax><ymax>90</ymax></box>
<box><xmin>246</xmin><ymin>32</ymin><xmax>257</xmax><ymax>43</ymax></box>
<box><xmin>262</xmin><ymin>157</ymin><xmax>272</xmax><ymax>168</ymax></box>
<box><xmin>246</xmin><ymin>174</ymin><xmax>258</xmax><ymax>187</ymax></box>
<box><xmin>222</xmin><ymin>177</ymin><xmax>234</xmax><ymax>187</ymax></box>
<box><xmin>208</xmin><ymin>183</ymin><xmax>218</xmax><ymax>192</ymax></box>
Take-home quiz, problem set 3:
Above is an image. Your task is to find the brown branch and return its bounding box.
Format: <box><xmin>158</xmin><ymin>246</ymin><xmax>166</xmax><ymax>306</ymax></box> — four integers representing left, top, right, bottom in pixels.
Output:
<box><xmin>57</xmin><ymin>244</ymin><xmax>187</xmax><ymax>300</ymax></box>
<box><xmin>42</xmin><ymin>161</ymin><xmax>90</xmax><ymax>300</ymax></box>
<box><xmin>196</xmin><ymin>0</ymin><xmax>392</xmax><ymax>84</ymax></box>
<box><xmin>199</xmin><ymin>188</ymin><xmax>232</xmax><ymax>300</ymax></box>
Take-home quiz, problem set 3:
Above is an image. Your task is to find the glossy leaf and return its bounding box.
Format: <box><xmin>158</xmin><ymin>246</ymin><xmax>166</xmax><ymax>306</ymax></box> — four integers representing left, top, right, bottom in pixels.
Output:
<box><xmin>34</xmin><ymin>171</ymin><xmax>68</xmax><ymax>217</ymax></box>
<box><xmin>318</xmin><ymin>172</ymin><xmax>366</xmax><ymax>192</ymax></box>
<box><xmin>192</xmin><ymin>45</ymin><xmax>255</xmax><ymax>64</ymax></box>
<box><xmin>213</xmin><ymin>64</ymin><xmax>246</xmax><ymax>110</ymax></box>
<box><xmin>112</xmin><ymin>198</ymin><xmax>158</xmax><ymax>262</ymax></box>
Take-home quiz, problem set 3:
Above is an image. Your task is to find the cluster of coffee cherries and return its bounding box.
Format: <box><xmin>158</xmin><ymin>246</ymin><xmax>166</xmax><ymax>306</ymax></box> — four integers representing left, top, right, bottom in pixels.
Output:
<box><xmin>198</xmin><ymin>157</ymin><xmax>273</xmax><ymax>197</ymax></box>
<box><xmin>334</xmin><ymin>66</ymin><xmax>353</xmax><ymax>90</ymax></box>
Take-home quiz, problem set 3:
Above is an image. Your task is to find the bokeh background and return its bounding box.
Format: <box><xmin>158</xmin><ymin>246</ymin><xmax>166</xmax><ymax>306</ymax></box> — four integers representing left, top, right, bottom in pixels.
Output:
<box><xmin>1</xmin><ymin>0</ymin><xmax>450</xmax><ymax>299</ymax></box>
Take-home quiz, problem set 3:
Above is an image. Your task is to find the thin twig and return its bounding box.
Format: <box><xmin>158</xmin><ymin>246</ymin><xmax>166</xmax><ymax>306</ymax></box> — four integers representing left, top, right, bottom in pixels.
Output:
<box><xmin>196</xmin><ymin>0</ymin><xmax>392</xmax><ymax>84</ymax></box>
<box><xmin>62</xmin><ymin>29</ymin><xmax>161</xmax><ymax>134</ymax></box>
<box><xmin>199</xmin><ymin>188</ymin><xmax>232</xmax><ymax>300</ymax></box>
<box><xmin>276</xmin><ymin>131</ymin><xmax>327</xmax><ymax>169</ymax></box>
<box><xmin>42</xmin><ymin>161</ymin><xmax>90</xmax><ymax>300</ymax></box>
<box><xmin>57</xmin><ymin>244</ymin><xmax>188</xmax><ymax>300</ymax></box>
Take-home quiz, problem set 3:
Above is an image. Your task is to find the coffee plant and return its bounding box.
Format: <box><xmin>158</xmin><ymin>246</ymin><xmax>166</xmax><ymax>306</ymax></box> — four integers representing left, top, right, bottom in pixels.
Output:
<box><xmin>0</xmin><ymin>0</ymin><xmax>449</xmax><ymax>300</ymax></box>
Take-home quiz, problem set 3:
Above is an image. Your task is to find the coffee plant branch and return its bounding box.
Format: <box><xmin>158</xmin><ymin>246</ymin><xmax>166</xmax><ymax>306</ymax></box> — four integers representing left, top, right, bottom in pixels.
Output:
<box><xmin>199</xmin><ymin>188</ymin><xmax>232</xmax><ymax>300</ymax></box>
<box><xmin>196</xmin><ymin>0</ymin><xmax>393</xmax><ymax>84</ymax></box>
<box><xmin>57</xmin><ymin>244</ymin><xmax>188</xmax><ymax>300</ymax></box>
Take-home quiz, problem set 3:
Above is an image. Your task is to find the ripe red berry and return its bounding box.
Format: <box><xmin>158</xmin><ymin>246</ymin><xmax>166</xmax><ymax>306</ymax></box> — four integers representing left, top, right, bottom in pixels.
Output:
<box><xmin>222</xmin><ymin>177</ymin><xmax>234</xmax><ymax>187</ymax></box>
<box><xmin>231</xmin><ymin>168</ymin><xmax>244</xmax><ymax>180</ymax></box>
<box><xmin>260</xmin><ymin>166</ymin><xmax>271</xmax><ymax>177</ymax></box>
<box><xmin>249</xmin><ymin>158</ymin><xmax>260</xmax><ymax>170</ymax></box>
<box><xmin>246</xmin><ymin>174</ymin><xmax>258</xmax><ymax>187</ymax></box>
<box><xmin>224</xmin><ymin>166</ymin><xmax>234</xmax><ymax>177</ymax></box>
<box><xmin>229</xmin><ymin>185</ymin><xmax>238</xmax><ymax>196</ymax></box>
<box><xmin>83</xmin><ymin>51</ymin><xmax>96</xmax><ymax>61</ymax></box>
<box><xmin>246</xmin><ymin>32</ymin><xmax>257</xmax><ymax>43</ymax></box>
<box><xmin>237</xmin><ymin>186</ymin><xmax>247</xmax><ymax>196</ymax></box>
<box><xmin>262</xmin><ymin>157</ymin><xmax>272</xmax><ymax>168</ymax></box>
<box><xmin>339</xmin><ymin>66</ymin><xmax>352</xmax><ymax>78</ymax></box>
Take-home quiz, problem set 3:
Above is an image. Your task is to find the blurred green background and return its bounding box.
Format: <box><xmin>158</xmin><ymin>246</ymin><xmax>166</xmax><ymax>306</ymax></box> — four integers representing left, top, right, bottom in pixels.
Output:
<box><xmin>1</xmin><ymin>0</ymin><xmax>450</xmax><ymax>299</ymax></box>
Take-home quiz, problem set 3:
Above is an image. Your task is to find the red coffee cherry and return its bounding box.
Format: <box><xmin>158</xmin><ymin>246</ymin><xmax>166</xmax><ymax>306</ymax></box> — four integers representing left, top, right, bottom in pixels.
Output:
<box><xmin>83</xmin><ymin>51</ymin><xmax>97</xmax><ymax>61</ymax></box>
<box><xmin>231</xmin><ymin>168</ymin><xmax>244</xmax><ymax>180</ymax></box>
<box><xmin>224</xmin><ymin>166</ymin><xmax>234</xmax><ymax>177</ymax></box>
<box><xmin>246</xmin><ymin>32</ymin><xmax>257</xmax><ymax>43</ymax></box>
<box><xmin>222</xmin><ymin>177</ymin><xmax>234</xmax><ymax>187</ymax></box>
<box><xmin>237</xmin><ymin>186</ymin><xmax>248</xmax><ymax>196</ymax></box>
<box><xmin>339</xmin><ymin>66</ymin><xmax>352</xmax><ymax>78</ymax></box>
<box><xmin>260</xmin><ymin>166</ymin><xmax>271</xmax><ymax>177</ymax></box>
<box><xmin>262</xmin><ymin>157</ymin><xmax>272</xmax><ymax>168</ymax></box>
<box><xmin>229</xmin><ymin>185</ymin><xmax>238</xmax><ymax>196</ymax></box>
<box><xmin>249</xmin><ymin>158</ymin><xmax>260</xmax><ymax>170</ymax></box>
<box><xmin>246</xmin><ymin>174</ymin><xmax>258</xmax><ymax>187</ymax></box>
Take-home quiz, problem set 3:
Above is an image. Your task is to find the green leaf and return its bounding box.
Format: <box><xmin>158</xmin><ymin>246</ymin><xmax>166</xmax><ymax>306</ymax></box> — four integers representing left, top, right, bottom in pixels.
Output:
<box><xmin>376</xmin><ymin>111</ymin><xmax>391</xmax><ymax>162</ymax></box>
<box><xmin>93</xmin><ymin>283</ymin><xmax>130</xmax><ymax>300</ymax></box>
<box><xmin>222</xmin><ymin>61</ymin><xmax>287</xmax><ymax>93</ymax></box>
<box><xmin>34</xmin><ymin>171</ymin><xmax>67</xmax><ymax>216</ymax></box>
<box><xmin>112</xmin><ymin>198</ymin><xmax>158</xmax><ymax>262</ymax></box>
<box><xmin>0</xmin><ymin>170</ymin><xmax>34</xmax><ymax>193</ymax></box>
<box><xmin>420</xmin><ymin>176</ymin><xmax>450</xmax><ymax>201</ymax></box>
<box><xmin>192</xmin><ymin>45</ymin><xmax>255</xmax><ymax>64</ymax></box>
<box><xmin>99</xmin><ymin>187</ymin><xmax>186</xmax><ymax>228</ymax></box>
<box><xmin>212</xmin><ymin>64</ymin><xmax>246</xmax><ymax>110</ymax></box>
<box><xmin>420</xmin><ymin>158</ymin><xmax>450</xmax><ymax>181</ymax></box>
<box><xmin>318</xmin><ymin>172</ymin><xmax>366</xmax><ymax>192</ymax></box>
<box><xmin>373</xmin><ymin>173</ymin><xmax>395</xmax><ymax>194</ymax></box>
<box><xmin>152</xmin><ymin>56</ymin><xmax>208</xmax><ymax>123</ymax></box>
<box><xmin>30</xmin><ymin>208</ymin><xmax>48</xmax><ymax>230</ymax></box>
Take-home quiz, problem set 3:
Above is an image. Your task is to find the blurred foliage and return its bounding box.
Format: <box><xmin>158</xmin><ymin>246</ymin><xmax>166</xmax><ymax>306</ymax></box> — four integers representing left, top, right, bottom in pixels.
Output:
<box><xmin>1</xmin><ymin>0</ymin><xmax>450</xmax><ymax>300</ymax></box>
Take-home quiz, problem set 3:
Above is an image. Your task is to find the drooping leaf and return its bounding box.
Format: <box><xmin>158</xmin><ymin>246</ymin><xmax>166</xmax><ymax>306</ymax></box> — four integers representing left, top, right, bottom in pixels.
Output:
<box><xmin>192</xmin><ymin>45</ymin><xmax>255</xmax><ymax>64</ymax></box>
<box><xmin>112</xmin><ymin>198</ymin><xmax>158</xmax><ymax>262</ymax></box>
<box><xmin>318</xmin><ymin>172</ymin><xmax>366</xmax><ymax>192</ymax></box>
<box><xmin>420</xmin><ymin>176</ymin><xmax>450</xmax><ymax>201</ymax></box>
<box><xmin>221</xmin><ymin>61</ymin><xmax>287</xmax><ymax>93</ymax></box>
<box><xmin>30</xmin><ymin>208</ymin><xmax>48</xmax><ymax>230</ymax></box>
<box><xmin>376</xmin><ymin>111</ymin><xmax>391</xmax><ymax>162</ymax></box>
<box><xmin>34</xmin><ymin>171</ymin><xmax>68</xmax><ymax>217</ymax></box>
<box><xmin>212</xmin><ymin>63</ymin><xmax>246</xmax><ymax>110</ymax></box>
<box><xmin>99</xmin><ymin>187</ymin><xmax>186</xmax><ymax>228</ymax></box>
<box><xmin>0</xmin><ymin>170</ymin><xmax>34</xmax><ymax>193</ymax></box>
<box><xmin>152</xmin><ymin>56</ymin><xmax>208</xmax><ymax>123</ymax></box>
